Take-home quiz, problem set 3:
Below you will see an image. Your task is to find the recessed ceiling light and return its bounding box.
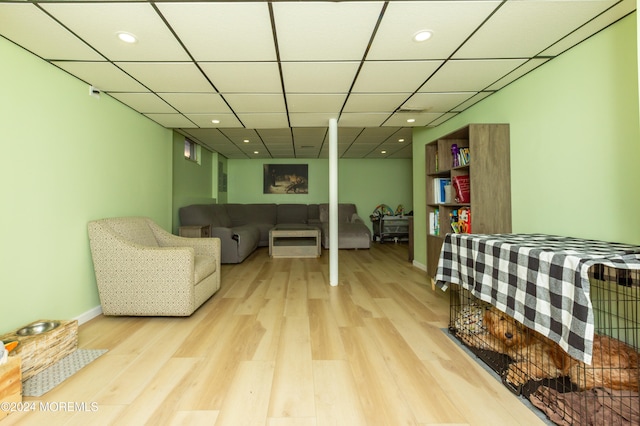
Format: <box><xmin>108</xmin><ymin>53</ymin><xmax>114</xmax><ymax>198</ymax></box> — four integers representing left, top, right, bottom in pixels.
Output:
<box><xmin>398</xmin><ymin>138</ymin><xmax>405</xmax><ymax>143</ymax></box>
<box><xmin>243</xmin><ymin>139</ymin><xmax>250</xmax><ymax>143</ymax></box>
<box><xmin>211</xmin><ymin>119</ymin><xmax>220</xmax><ymax>124</ymax></box>
<box><xmin>407</xmin><ymin>118</ymin><xmax>416</xmax><ymax>123</ymax></box>
<box><xmin>413</xmin><ymin>30</ymin><xmax>433</xmax><ymax>42</ymax></box>
<box><xmin>253</xmin><ymin>151</ymin><xmax>259</xmax><ymax>154</ymax></box>
<box><xmin>116</xmin><ymin>32</ymin><xmax>137</xmax><ymax>44</ymax></box>
<box><xmin>381</xmin><ymin>150</ymin><xmax>387</xmax><ymax>154</ymax></box>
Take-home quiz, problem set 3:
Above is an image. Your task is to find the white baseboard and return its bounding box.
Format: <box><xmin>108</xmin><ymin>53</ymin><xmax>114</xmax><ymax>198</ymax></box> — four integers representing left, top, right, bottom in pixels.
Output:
<box><xmin>412</xmin><ymin>260</ymin><xmax>427</xmax><ymax>271</ymax></box>
<box><xmin>74</xmin><ymin>305</ymin><xmax>102</xmax><ymax>325</ymax></box>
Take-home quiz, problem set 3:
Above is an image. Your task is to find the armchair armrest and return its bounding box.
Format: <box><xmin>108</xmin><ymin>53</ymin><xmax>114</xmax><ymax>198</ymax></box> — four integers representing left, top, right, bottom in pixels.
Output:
<box><xmin>88</xmin><ymin>224</ymin><xmax>195</xmax><ymax>290</ymax></box>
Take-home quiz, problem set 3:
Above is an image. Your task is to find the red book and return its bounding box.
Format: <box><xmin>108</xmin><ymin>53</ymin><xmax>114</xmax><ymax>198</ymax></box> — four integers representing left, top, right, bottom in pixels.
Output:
<box><xmin>452</xmin><ymin>175</ymin><xmax>470</xmax><ymax>203</ymax></box>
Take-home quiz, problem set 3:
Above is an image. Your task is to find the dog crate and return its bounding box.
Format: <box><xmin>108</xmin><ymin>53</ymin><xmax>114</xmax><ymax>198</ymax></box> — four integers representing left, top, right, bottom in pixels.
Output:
<box><xmin>449</xmin><ymin>266</ymin><xmax>640</xmax><ymax>425</ymax></box>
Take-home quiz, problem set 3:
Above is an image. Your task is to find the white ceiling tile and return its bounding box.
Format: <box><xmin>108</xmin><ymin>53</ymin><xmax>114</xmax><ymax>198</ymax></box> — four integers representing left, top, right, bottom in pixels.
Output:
<box><xmin>157</xmin><ymin>2</ymin><xmax>276</xmax><ymax>61</ymax></box>
<box><xmin>51</xmin><ymin>61</ymin><xmax>147</xmax><ymax>92</ymax></box>
<box><xmin>109</xmin><ymin>93</ymin><xmax>176</xmax><ymax>113</ymax></box>
<box><xmin>355</xmin><ymin>127</ymin><xmax>401</xmax><ymax>144</ymax></box>
<box><xmin>158</xmin><ymin>93</ymin><xmax>232</xmax><ymax>114</ymax></box>
<box><xmin>145</xmin><ymin>113</ymin><xmax>194</xmax><ymax>128</ymax></box>
<box><xmin>257</xmin><ymin>129</ymin><xmax>293</xmax><ymax>145</ymax></box>
<box><xmin>199</xmin><ymin>62</ymin><xmax>282</xmax><ymax>93</ymax></box>
<box><xmin>322</xmin><ymin>128</ymin><xmax>363</xmax><ymax>146</ymax></box>
<box><xmin>289</xmin><ymin>113</ymin><xmax>339</xmax><ymax>127</ymax></box>
<box><xmin>224</xmin><ymin>94</ymin><xmax>286</xmax><ymax>113</ymax></box>
<box><xmin>41</xmin><ymin>3</ymin><xmax>190</xmax><ymax>61</ymax></box>
<box><xmin>286</xmin><ymin>94</ymin><xmax>346</xmax><ymax>113</ymax></box>
<box><xmin>292</xmin><ymin>128</ymin><xmax>327</xmax><ymax>148</ymax></box>
<box><xmin>342</xmin><ymin>93</ymin><xmax>410</xmax><ymax>113</ymax></box>
<box><xmin>352</xmin><ymin>61</ymin><xmax>443</xmax><ymax>93</ymax></box>
<box><xmin>1</xmin><ymin>0</ymin><xmax>626</xmax><ymax>159</ymax></box>
<box><xmin>179</xmin><ymin>128</ymin><xmax>226</xmax><ymax>144</ymax></box>
<box><xmin>539</xmin><ymin>0</ymin><xmax>636</xmax><ymax>57</ymax></box>
<box><xmin>339</xmin><ymin>113</ymin><xmax>390</xmax><ymax>127</ymax></box>
<box><xmin>218</xmin><ymin>129</ymin><xmax>260</xmax><ymax>144</ymax></box>
<box><xmin>451</xmin><ymin>92</ymin><xmax>493</xmax><ymax>112</ymax></box>
<box><xmin>368</xmin><ymin>1</ymin><xmax>501</xmax><ymax>60</ymax></box>
<box><xmin>420</xmin><ymin>59</ymin><xmax>527</xmax><ymax>92</ymax></box>
<box><xmin>384</xmin><ymin>112</ymin><xmax>444</xmax><ymax>127</ymax></box>
<box><xmin>0</xmin><ymin>4</ymin><xmax>103</xmax><ymax>61</ymax></box>
<box><xmin>282</xmin><ymin>62</ymin><xmax>360</xmax><ymax>93</ymax></box>
<box><xmin>454</xmin><ymin>0</ymin><xmax>617</xmax><ymax>59</ymax></box>
<box><xmin>386</xmin><ymin>145</ymin><xmax>413</xmax><ymax>159</ymax></box>
<box><xmin>427</xmin><ymin>112</ymin><xmax>458</xmax><ymax>127</ymax></box>
<box><xmin>273</xmin><ymin>2</ymin><xmax>384</xmax><ymax>61</ymax></box>
<box><xmin>186</xmin><ymin>114</ymin><xmax>243</xmax><ymax>128</ymax></box>
<box><xmin>116</xmin><ymin>62</ymin><xmax>214</xmax><ymax>92</ymax></box>
<box><xmin>401</xmin><ymin>92</ymin><xmax>477</xmax><ymax>113</ymax></box>
<box><xmin>486</xmin><ymin>58</ymin><xmax>550</xmax><ymax>91</ymax></box>
<box><xmin>237</xmin><ymin>113</ymin><xmax>289</xmax><ymax>129</ymax></box>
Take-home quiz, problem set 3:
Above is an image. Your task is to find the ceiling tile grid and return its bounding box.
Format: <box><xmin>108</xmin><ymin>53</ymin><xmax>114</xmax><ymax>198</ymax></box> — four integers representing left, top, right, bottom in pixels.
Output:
<box><xmin>0</xmin><ymin>0</ymin><xmax>634</xmax><ymax>158</ymax></box>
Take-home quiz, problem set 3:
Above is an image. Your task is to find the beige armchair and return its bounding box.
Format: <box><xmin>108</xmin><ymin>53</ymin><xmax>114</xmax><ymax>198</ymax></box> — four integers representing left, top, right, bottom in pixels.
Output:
<box><xmin>88</xmin><ymin>217</ymin><xmax>220</xmax><ymax>316</ymax></box>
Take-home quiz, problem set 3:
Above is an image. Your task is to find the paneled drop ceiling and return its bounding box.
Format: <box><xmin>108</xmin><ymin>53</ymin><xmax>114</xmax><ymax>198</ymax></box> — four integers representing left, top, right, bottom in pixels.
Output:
<box><xmin>0</xmin><ymin>0</ymin><xmax>635</xmax><ymax>158</ymax></box>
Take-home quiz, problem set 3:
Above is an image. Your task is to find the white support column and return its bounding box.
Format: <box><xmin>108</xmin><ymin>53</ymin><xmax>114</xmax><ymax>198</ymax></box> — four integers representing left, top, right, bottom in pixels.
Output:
<box><xmin>329</xmin><ymin>118</ymin><xmax>339</xmax><ymax>286</ymax></box>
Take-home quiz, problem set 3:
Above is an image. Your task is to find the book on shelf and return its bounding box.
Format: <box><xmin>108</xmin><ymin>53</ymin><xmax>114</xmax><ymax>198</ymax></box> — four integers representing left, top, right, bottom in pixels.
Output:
<box><xmin>429</xmin><ymin>208</ymin><xmax>440</xmax><ymax>236</ymax></box>
<box><xmin>458</xmin><ymin>147</ymin><xmax>470</xmax><ymax>166</ymax></box>
<box><xmin>452</xmin><ymin>175</ymin><xmax>470</xmax><ymax>203</ymax></box>
<box><xmin>432</xmin><ymin>177</ymin><xmax>451</xmax><ymax>204</ymax></box>
<box><xmin>451</xmin><ymin>145</ymin><xmax>470</xmax><ymax>168</ymax></box>
<box><xmin>449</xmin><ymin>207</ymin><xmax>471</xmax><ymax>234</ymax></box>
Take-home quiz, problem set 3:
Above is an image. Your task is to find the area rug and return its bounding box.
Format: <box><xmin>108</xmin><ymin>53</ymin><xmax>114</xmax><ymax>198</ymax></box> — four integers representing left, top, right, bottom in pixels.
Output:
<box><xmin>23</xmin><ymin>349</ymin><xmax>108</xmax><ymax>397</ymax></box>
<box><xmin>443</xmin><ymin>329</ymin><xmax>554</xmax><ymax>425</ymax></box>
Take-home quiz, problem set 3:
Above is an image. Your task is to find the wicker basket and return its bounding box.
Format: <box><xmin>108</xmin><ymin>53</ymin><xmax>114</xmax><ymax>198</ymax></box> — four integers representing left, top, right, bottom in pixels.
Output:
<box><xmin>0</xmin><ymin>320</ymin><xmax>78</xmax><ymax>381</ymax></box>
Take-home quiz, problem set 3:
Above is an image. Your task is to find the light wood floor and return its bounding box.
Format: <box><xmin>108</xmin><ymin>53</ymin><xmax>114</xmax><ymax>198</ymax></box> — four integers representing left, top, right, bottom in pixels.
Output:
<box><xmin>6</xmin><ymin>243</ymin><xmax>545</xmax><ymax>425</ymax></box>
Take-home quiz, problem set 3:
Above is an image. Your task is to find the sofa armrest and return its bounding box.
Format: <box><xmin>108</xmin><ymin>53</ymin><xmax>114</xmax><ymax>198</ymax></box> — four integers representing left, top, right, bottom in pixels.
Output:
<box><xmin>351</xmin><ymin>213</ymin><xmax>366</xmax><ymax>224</ymax></box>
<box><xmin>210</xmin><ymin>226</ymin><xmax>235</xmax><ymax>241</ymax></box>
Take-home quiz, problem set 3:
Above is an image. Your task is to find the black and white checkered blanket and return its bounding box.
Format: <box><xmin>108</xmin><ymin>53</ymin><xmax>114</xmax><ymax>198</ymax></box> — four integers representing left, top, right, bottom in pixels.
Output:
<box><xmin>435</xmin><ymin>233</ymin><xmax>640</xmax><ymax>364</ymax></box>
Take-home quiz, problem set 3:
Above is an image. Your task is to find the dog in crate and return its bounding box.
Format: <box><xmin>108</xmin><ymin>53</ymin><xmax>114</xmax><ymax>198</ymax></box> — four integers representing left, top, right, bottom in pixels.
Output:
<box><xmin>483</xmin><ymin>307</ymin><xmax>568</xmax><ymax>386</ymax></box>
<box><xmin>562</xmin><ymin>334</ymin><xmax>639</xmax><ymax>392</ymax></box>
<box><xmin>484</xmin><ymin>306</ymin><xmax>640</xmax><ymax>391</ymax></box>
<box><xmin>451</xmin><ymin>302</ymin><xmax>512</xmax><ymax>354</ymax></box>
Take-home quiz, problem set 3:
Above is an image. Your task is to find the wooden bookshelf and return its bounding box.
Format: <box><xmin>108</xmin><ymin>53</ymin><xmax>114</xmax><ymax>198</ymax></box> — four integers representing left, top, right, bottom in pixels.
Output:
<box><xmin>425</xmin><ymin>123</ymin><xmax>512</xmax><ymax>278</ymax></box>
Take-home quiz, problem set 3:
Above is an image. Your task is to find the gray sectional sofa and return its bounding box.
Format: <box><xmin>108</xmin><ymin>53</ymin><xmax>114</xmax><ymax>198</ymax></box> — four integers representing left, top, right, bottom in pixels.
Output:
<box><xmin>179</xmin><ymin>203</ymin><xmax>371</xmax><ymax>263</ymax></box>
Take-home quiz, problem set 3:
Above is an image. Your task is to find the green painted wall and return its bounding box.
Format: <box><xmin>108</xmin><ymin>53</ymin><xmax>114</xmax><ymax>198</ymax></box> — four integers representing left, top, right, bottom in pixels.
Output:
<box><xmin>171</xmin><ymin>133</ymin><xmax>217</xmax><ymax>233</ymax></box>
<box><xmin>227</xmin><ymin>158</ymin><xmax>413</xmax><ymax>230</ymax></box>
<box><xmin>0</xmin><ymin>37</ymin><xmax>173</xmax><ymax>333</ymax></box>
<box><xmin>412</xmin><ymin>13</ymin><xmax>640</xmax><ymax>271</ymax></box>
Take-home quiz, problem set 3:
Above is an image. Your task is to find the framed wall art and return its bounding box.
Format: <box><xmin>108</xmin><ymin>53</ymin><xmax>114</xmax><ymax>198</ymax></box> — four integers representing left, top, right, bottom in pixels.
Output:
<box><xmin>263</xmin><ymin>164</ymin><xmax>308</xmax><ymax>194</ymax></box>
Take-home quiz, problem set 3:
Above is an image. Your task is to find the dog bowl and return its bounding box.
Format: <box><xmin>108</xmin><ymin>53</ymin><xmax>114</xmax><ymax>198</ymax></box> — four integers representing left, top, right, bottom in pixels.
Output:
<box><xmin>16</xmin><ymin>321</ymin><xmax>61</xmax><ymax>336</ymax></box>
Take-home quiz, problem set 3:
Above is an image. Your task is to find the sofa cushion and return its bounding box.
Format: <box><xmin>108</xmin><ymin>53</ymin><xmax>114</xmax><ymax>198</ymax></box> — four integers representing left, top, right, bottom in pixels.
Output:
<box><xmin>277</xmin><ymin>204</ymin><xmax>309</xmax><ymax>224</ymax></box>
<box><xmin>226</xmin><ymin>204</ymin><xmax>277</xmax><ymax>227</ymax></box>
<box><xmin>320</xmin><ymin>221</ymin><xmax>371</xmax><ymax>249</ymax></box>
<box><xmin>180</xmin><ymin>204</ymin><xmax>215</xmax><ymax>227</ymax></box>
<box><xmin>179</xmin><ymin>203</ymin><xmax>231</xmax><ymax>228</ymax></box>
<box><xmin>319</xmin><ymin>203</ymin><xmax>357</xmax><ymax>223</ymax></box>
<box><xmin>211</xmin><ymin>204</ymin><xmax>232</xmax><ymax>228</ymax></box>
<box><xmin>307</xmin><ymin>204</ymin><xmax>320</xmax><ymax>223</ymax></box>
